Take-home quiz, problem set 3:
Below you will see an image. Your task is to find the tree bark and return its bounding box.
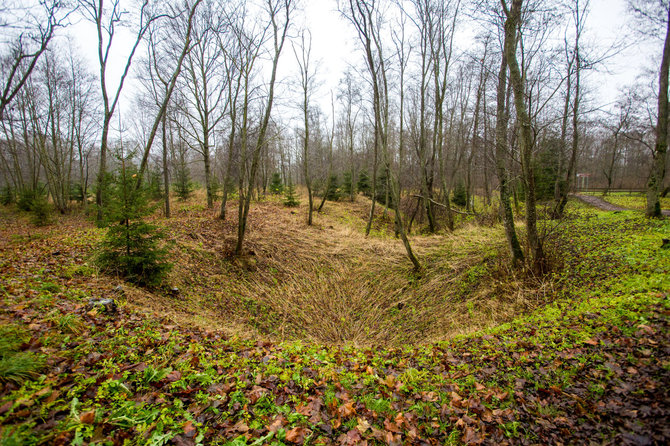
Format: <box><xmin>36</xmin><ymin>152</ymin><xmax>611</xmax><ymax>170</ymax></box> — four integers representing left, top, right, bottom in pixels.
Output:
<box><xmin>504</xmin><ymin>0</ymin><xmax>544</xmax><ymax>273</ymax></box>
<box><xmin>647</xmin><ymin>6</ymin><xmax>670</xmax><ymax>217</ymax></box>
<box><xmin>495</xmin><ymin>13</ymin><xmax>524</xmax><ymax>265</ymax></box>
<box><xmin>162</xmin><ymin>112</ymin><xmax>171</xmax><ymax>217</ymax></box>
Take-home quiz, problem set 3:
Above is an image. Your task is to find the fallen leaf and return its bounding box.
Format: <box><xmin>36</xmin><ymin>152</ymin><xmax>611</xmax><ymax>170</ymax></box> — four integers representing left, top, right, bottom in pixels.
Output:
<box><xmin>338</xmin><ymin>401</ymin><xmax>356</xmax><ymax>417</ymax></box>
<box><xmin>285</xmin><ymin>427</ymin><xmax>310</xmax><ymax>444</ymax></box>
<box><xmin>166</xmin><ymin>370</ymin><xmax>182</xmax><ymax>382</ymax></box>
<box><xmin>268</xmin><ymin>415</ymin><xmax>286</xmax><ymax>433</ymax></box>
<box><xmin>183</xmin><ymin>420</ymin><xmax>196</xmax><ymax>438</ymax></box>
<box><xmin>384</xmin><ymin>418</ymin><xmax>401</xmax><ymax>433</ymax></box>
<box><xmin>80</xmin><ymin>410</ymin><xmax>95</xmax><ymax>424</ymax></box>
<box><xmin>356</xmin><ymin>417</ymin><xmax>371</xmax><ymax>433</ymax></box>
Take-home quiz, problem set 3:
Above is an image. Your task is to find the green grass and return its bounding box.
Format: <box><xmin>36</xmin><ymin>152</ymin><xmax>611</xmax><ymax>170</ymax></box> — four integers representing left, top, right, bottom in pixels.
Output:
<box><xmin>586</xmin><ymin>191</ymin><xmax>670</xmax><ymax>210</ymax></box>
<box><xmin>0</xmin><ymin>325</ymin><xmax>44</xmax><ymax>384</ymax></box>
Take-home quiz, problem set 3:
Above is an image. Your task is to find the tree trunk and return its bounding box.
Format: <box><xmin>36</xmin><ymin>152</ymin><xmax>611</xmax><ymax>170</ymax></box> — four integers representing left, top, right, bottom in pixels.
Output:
<box><xmin>495</xmin><ymin>24</ymin><xmax>524</xmax><ymax>265</ymax></box>
<box><xmin>162</xmin><ymin>112</ymin><xmax>170</xmax><ymax>218</ymax></box>
<box><xmin>96</xmin><ymin>118</ymin><xmax>111</xmax><ymax>221</ymax></box>
<box><xmin>504</xmin><ymin>0</ymin><xmax>544</xmax><ymax>273</ymax></box>
<box><xmin>203</xmin><ymin>137</ymin><xmax>213</xmax><ymax>209</ymax></box>
<box><xmin>647</xmin><ymin>6</ymin><xmax>670</xmax><ymax>217</ymax></box>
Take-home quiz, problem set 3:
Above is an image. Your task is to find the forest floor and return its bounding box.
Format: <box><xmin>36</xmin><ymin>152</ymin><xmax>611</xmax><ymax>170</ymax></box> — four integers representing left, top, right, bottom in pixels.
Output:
<box><xmin>0</xmin><ymin>196</ymin><xmax>668</xmax><ymax>445</ymax></box>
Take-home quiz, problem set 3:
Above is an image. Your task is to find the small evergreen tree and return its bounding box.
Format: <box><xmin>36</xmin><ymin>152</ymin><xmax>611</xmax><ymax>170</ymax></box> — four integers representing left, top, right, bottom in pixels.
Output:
<box><xmin>283</xmin><ymin>178</ymin><xmax>300</xmax><ymax>207</ymax></box>
<box><xmin>534</xmin><ymin>144</ymin><xmax>560</xmax><ymax>202</ymax></box>
<box><xmin>357</xmin><ymin>170</ymin><xmax>371</xmax><ymax>196</ymax></box>
<box><xmin>97</xmin><ymin>151</ymin><xmax>171</xmax><ymax>287</ymax></box>
<box><xmin>30</xmin><ymin>195</ymin><xmax>52</xmax><ymax>226</ymax></box>
<box><xmin>173</xmin><ymin>159</ymin><xmax>193</xmax><ymax>201</ymax></box>
<box><xmin>70</xmin><ymin>183</ymin><xmax>84</xmax><ymax>203</ymax></box>
<box><xmin>17</xmin><ymin>189</ymin><xmax>38</xmax><ymax>212</ymax></box>
<box><xmin>452</xmin><ymin>181</ymin><xmax>467</xmax><ymax>207</ymax></box>
<box><xmin>147</xmin><ymin>168</ymin><xmax>164</xmax><ymax>201</ymax></box>
<box><xmin>0</xmin><ymin>186</ymin><xmax>14</xmax><ymax>206</ymax></box>
<box><xmin>270</xmin><ymin>172</ymin><xmax>284</xmax><ymax>194</ymax></box>
<box><xmin>325</xmin><ymin>174</ymin><xmax>340</xmax><ymax>201</ymax></box>
<box><xmin>342</xmin><ymin>171</ymin><xmax>354</xmax><ymax>197</ymax></box>
<box><xmin>210</xmin><ymin>177</ymin><xmax>223</xmax><ymax>202</ymax></box>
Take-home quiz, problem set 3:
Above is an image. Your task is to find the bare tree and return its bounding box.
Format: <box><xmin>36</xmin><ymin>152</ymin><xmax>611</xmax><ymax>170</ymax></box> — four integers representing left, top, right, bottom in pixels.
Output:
<box><xmin>337</xmin><ymin>69</ymin><xmax>361</xmax><ymax>202</ymax></box>
<box><xmin>181</xmin><ymin>0</ymin><xmax>228</xmax><ymax>209</ymax></box>
<box><xmin>553</xmin><ymin>0</ymin><xmax>589</xmax><ymax>219</ymax></box>
<box><xmin>502</xmin><ymin>0</ymin><xmax>545</xmax><ymax>272</ymax></box>
<box><xmin>235</xmin><ymin>0</ymin><xmax>294</xmax><ymax>255</ymax></box>
<box><xmin>293</xmin><ymin>30</ymin><xmax>316</xmax><ymax>225</ymax></box>
<box><xmin>602</xmin><ymin>91</ymin><xmax>633</xmax><ymax>196</ymax></box>
<box><xmin>79</xmin><ymin>0</ymin><xmax>162</xmax><ymax>220</ymax></box>
<box><xmin>0</xmin><ymin>1</ymin><xmax>70</xmax><ymax>121</ymax></box>
<box><xmin>136</xmin><ymin>0</ymin><xmax>204</xmax><ymax>215</ymax></box>
<box><xmin>628</xmin><ymin>0</ymin><xmax>670</xmax><ymax>216</ymax></box>
<box><xmin>317</xmin><ymin>93</ymin><xmax>337</xmax><ymax>212</ymax></box>
<box><xmin>342</xmin><ymin>0</ymin><xmax>421</xmax><ymax>271</ymax></box>
<box><xmin>134</xmin><ymin>0</ymin><xmax>204</xmax><ymax>190</ymax></box>
<box><xmin>218</xmin><ymin>9</ymin><xmax>250</xmax><ymax>220</ymax></box>
<box><xmin>494</xmin><ymin>7</ymin><xmax>524</xmax><ymax>264</ymax></box>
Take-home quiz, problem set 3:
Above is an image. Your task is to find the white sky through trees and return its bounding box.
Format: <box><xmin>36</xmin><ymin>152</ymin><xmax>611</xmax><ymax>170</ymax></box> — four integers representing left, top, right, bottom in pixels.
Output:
<box><xmin>60</xmin><ymin>0</ymin><xmax>661</xmax><ymax>134</ymax></box>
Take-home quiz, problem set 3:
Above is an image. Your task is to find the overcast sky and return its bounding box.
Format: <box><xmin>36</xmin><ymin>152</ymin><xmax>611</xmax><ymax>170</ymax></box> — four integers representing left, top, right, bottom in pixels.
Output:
<box><xmin>64</xmin><ymin>0</ymin><xmax>661</xmax><ymax>132</ymax></box>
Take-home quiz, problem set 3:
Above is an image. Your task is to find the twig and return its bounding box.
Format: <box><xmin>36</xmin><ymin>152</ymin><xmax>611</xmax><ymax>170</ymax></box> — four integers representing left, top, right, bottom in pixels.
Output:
<box><xmin>410</xmin><ymin>194</ymin><xmax>473</xmax><ymax>216</ymax></box>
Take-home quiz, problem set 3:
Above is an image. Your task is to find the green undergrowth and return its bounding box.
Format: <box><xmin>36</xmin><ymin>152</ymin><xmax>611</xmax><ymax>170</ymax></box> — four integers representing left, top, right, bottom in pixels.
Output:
<box><xmin>585</xmin><ymin>191</ymin><xmax>670</xmax><ymax>211</ymax></box>
<box><xmin>0</xmin><ymin>205</ymin><xmax>668</xmax><ymax>444</ymax></box>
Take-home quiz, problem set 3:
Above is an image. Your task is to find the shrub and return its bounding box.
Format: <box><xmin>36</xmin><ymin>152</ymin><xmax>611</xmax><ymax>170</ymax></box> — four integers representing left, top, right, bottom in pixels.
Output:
<box><xmin>1</xmin><ymin>186</ymin><xmax>15</xmax><ymax>205</ymax></box>
<box><xmin>97</xmin><ymin>152</ymin><xmax>172</xmax><ymax>287</ymax></box>
<box><xmin>147</xmin><ymin>169</ymin><xmax>164</xmax><ymax>201</ymax></box>
<box><xmin>452</xmin><ymin>181</ymin><xmax>467</xmax><ymax>207</ymax></box>
<box><xmin>342</xmin><ymin>171</ymin><xmax>354</xmax><ymax>197</ymax></box>
<box><xmin>357</xmin><ymin>171</ymin><xmax>371</xmax><ymax>196</ymax></box>
<box><xmin>325</xmin><ymin>174</ymin><xmax>340</xmax><ymax>201</ymax></box>
<box><xmin>30</xmin><ymin>196</ymin><xmax>52</xmax><ymax>226</ymax></box>
<box><xmin>17</xmin><ymin>189</ymin><xmax>38</xmax><ymax>212</ymax></box>
<box><xmin>70</xmin><ymin>183</ymin><xmax>84</xmax><ymax>203</ymax></box>
<box><xmin>283</xmin><ymin>179</ymin><xmax>300</xmax><ymax>207</ymax></box>
<box><xmin>270</xmin><ymin>172</ymin><xmax>284</xmax><ymax>195</ymax></box>
<box><xmin>173</xmin><ymin>160</ymin><xmax>193</xmax><ymax>201</ymax></box>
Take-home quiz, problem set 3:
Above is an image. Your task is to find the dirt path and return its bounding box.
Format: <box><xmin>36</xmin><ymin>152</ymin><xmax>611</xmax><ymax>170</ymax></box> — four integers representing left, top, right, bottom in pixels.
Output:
<box><xmin>574</xmin><ymin>194</ymin><xmax>670</xmax><ymax>216</ymax></box>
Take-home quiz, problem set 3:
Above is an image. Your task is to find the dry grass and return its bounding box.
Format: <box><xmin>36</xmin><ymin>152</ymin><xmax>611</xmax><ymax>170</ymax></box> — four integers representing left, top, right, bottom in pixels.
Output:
<box><xmin>131</xmin><ymin>192</ymin><xmax>551</xmax><ymax>347</ymax></box>
<box><xmin>0</xmin><ymin>192</ymin><xmax>552</xmax><ymax>347</ymax></box>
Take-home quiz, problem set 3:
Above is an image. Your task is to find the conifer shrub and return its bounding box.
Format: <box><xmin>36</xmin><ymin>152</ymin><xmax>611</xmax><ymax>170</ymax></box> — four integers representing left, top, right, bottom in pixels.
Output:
<box><xmin>0</xmin><ymin>186</ymin><xmax>14</xmax><ymax>205</ymax></box>
<box><xmin>342</xmin><ymin>171</ymin><xmax>354</xmax><ymax>197</ymax></box>
<box><xmin>147</xmin><ymin>169</ymin><xmax>164</xmax><ymax>201</ymax></box>
<box><xmin>173</xmin><ymin>160</ymin><xmax>193</xmax><ymax>201</ymax></box>
<box><xmin>17</xmin><ymin>189</ymin><xmax>38</xmax><ymax>212</ymax></box>
<box><xmin>30</xmin><ymin>196</ymin><xmax>52</xmax><ymax>226</ymax></box>
<box><xmin>210</xmin><ymin>177</ymin><xmax>223</xmax><ymax>201</ymax></box>
<box><xmin>357</xmin><ymin>171</ymin><xmax>371</xmax><ymax>196</ymax></box>
<box><xmin>270</xmin><ymin>172</ymin><xmax>284</xmax><ymax>194</ymax></box>
<box><xmin>96</xmin><ymin>152</ymin><xmax>171</xmax><ymax>287</ymax></box>
<box><xmin>70</xmin><ymin>183</ymin><xmax>85</xmax><ymax>203</ymax></box>
<box><xmin>283</xmin><ymin>179</ymin><xmax>300</xmax><ymax>207</ymax></box>
<box><xmin>452</xmin><ymin>181</ymin><xmax>467</xmax><ymax>207</ymax></box>
<box><xmin>325</xmin><ymin>174</ymin><xmax>340</xmax><ymax>201</ymax></box>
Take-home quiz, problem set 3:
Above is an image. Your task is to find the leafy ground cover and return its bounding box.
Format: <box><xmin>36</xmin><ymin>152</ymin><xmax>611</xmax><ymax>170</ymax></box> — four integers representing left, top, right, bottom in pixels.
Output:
<box><xmin>0</xmin><ymin>201</ymin><xmax>668</xmax><ymax>445</ymax></box>
<box><xmin>585</xmin><ymin>192</ymin><xmax>670</xmax><ymax>212</ymax></box>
